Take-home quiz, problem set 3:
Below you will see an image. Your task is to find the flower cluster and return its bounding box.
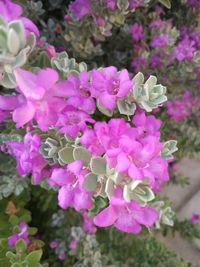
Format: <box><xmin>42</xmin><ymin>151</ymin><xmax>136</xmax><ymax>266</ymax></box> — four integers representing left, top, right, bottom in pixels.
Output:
<box><xmin>166</xmin><ymin>91</ymin><xmax>200</xmax><ymax>121</ymax></box>
<box><xmin>0</xmin><ymin>0</ymin><xmax>177</xmax><ymax>236</ymax></box>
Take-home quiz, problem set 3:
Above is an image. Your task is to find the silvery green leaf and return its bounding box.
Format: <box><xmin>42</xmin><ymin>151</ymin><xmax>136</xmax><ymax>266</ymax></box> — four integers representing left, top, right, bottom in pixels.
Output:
<box><xmin>140</xmin><ymin>100</ymin><xmax>152</xmax><ymax>112</ymax></box>
<box><xmin>132</xmin><ymin>72</ymin><xmax>144</xmax><ymax>86</ymax></box>
<box><xmin>8</xmin><ymin>20</ymin><xmax>26</xmax><ymax>48</ymax></box>
<box><xmin>123</xmin><ymin>184</ymin><xmax>131</xmax><ymax>202</ymax></box>
<box><xmin>97</xmin><ymin>100</ymin><xmax>113</xmax><ymax>117</ymax></box>
<box><xmin>135</xmin><ymin>186</ymin><xmax>155</xmax><ymax>203</ymax></box>
<box><xmin>105</xmin><ymin>178</ymin><xmax>114</xmax><ymax>199</ymax></box>
<box><xmin>117</xmin><ymin>99</ymin><xmax>136</xmax><ymax>116</ymax></box>
<box><xmin>73</xmin><ymin>146</ymin><xmax>92</xmax><ymax>165</ymax></box>
<box><xmin>83</xmin><ymin>173</ymin><xmax>98</xmax><ymax>192</ymax></box>
<box><xmin>145</xmin><ymin>75</ymin><xmax>157</xmax><ymax>90</ymax></box>
<box><xmin>12</xmin><ymin>48</ymin><xmax>28</xmax><ymax>68</ymax></box>
<box><xmin>150</xmin><ymin>95</ymin><xmax>167</xmax><ymax>106</ymax></box>
<box><xmin>158</xmin><ymin>0</ymin><xmax>171</xmax><ymax>9</ymax></box>
<box><xmin>90</xmin><ymin>157</ymin><xmax>107</xmax><ymax>175</ymax></box>
<box><xmin>117</xmin><ymin>0</ymin><xmax>129</xmax><ymax>10</ymax></box>
<box><xmin>161</xmin><ymin>207</ymin><xmax>175</xmax><ymax>226</ymax></box>
<box><xmin>58</xmin><ymin>147</ymin><xmax>74</xmax><ymax>164</ymax></box>
<box><xmin>130</xmin><ymin>180</ymin><xmax>143</xmax><ymax>191</ymax></box>
<box><xmin>193</xmin><ymin>51</ymin><xmax>200</xmax><ymax>64</ymax></box>
<box><xmin>79</xmin><ymin>62</ymin><xmax>87</xmax><ymax>72</ymax></box>
<box><xmin>110</xmin><ymin>172</ymin><xmax>124</xmax><ymax>184</ymax></box>
<box><xmin>0</xmin><ymin>27</ymin><xmax>7</xmax><ymax>49</ymax></box>
<box><xmin>7</xmin><ymin>28</ymin><xmax>20</xmax><ymax>55</ymax></box>
<box><xmin>1</xmin><ymin>72</ymin><xmax>16</xmax><ymax>88</ymax></box>
<box><xmin>45</xmin><ymin>137</ymin><xmax>59</xmax><ymax>147</ymax></box>
<box><xmin>161</xmin><ymin>140</ymin><xmax>178</xmax><ymax>159</ymax></box>
<box><xmin>48</xmin><ymin>146</ymin><xmax>57</xmax><ymax>157</ymax></box>
<box><xmin>26</xmin><ymin>33</ymin><xmax>36</xmax><ymax>53</ymax></box>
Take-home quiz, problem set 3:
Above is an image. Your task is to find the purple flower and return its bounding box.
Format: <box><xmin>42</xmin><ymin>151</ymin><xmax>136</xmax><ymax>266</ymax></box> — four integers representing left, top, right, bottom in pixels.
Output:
<box><xmin>130</xmin><ymin>23</ymin><xmax>144</xmax><ymax>42</ymax></box>
<box><xmin>94</xmin><ymin>188</ymin><xmax>158</xmax><ymax>233</ymax></box>
<box><xmin>150</xmin><ymin>34</ymin><xmax>169</xmax><ymax>48</ymax></box>
<box><xmin>173</xmin><ymin>38</ymin><xmax>196</xmax><ymax>61</ymax></box>
<box><xmin>7</xmin><ymin>133</ymin><xmax>48</xmax><ymax>184</ymax></box>
<box><xmin>0</xmin><ymin>0</ymin><xmax>39</xmax><ymax>36</ymax></box>
<box><xmin>64</xmin><ymin>72</ymin><xmax>95</xmax><ymax>113</ymax></box>
<box><xmin>13</xmin><ymin>68</ymin><xmax>71</xmax><ymax>130</ymax></box>
<box><xmin>49</xmin><ymin>161</ymin><xmax>93</xmax><ymax>211</ymax></box>
<box><xmin>82</xmin><ymin>212</ymin><xmax>97</xmax><ymax>234</ymax></box>
<box><xmin>190</xmin><ymin>213</ymin><xmax>200</xmax><ymax>224</ymax></box>
<box><xmin>91</xmin><ymin>67</ymin><xmax>132</xmax><ymax>110</ymax></box>
<box><xmin>106</xmin><ymin>0</ymin><xmax>117</xmax><ymax>10</ymax></box>
<box><xmin>8</xmin><ymin>222</ymin><xmax>30</xmax><ymax>247</ymax></box>
<box><xmin>187</xmin><ymin>0</ymin><xmax>200</xmax><ymax>8</ymax></box>
<box><xmin>69</xmin><ymin>0</ymin><xmax>92</xmax><ymax>19</ymax></box>
<box><xmin>92</xmin><ymin>118</ymin><xmax>169</xmax><ymax>190</ymax></box>
<box><xmin>166</xmin><ymin>91</ymin><xmax>200</xmax><ymax>121</ymax></box>
<box><xmin>56</xmin><ymin>105</ymin><xmax>95</xmax><ymax>138</ymax></box>
<box><xmin>69</xmin><ymin>239</ymin><xmax>78</xmax><ymax>250</ymax></box>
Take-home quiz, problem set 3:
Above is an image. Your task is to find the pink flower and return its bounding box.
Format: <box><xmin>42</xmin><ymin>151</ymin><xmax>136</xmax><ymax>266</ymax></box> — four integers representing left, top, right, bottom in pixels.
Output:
<box><xmin>106</xmin><ymin>0</ymin><xmax>117</xmax><ymax>10</ymax></box>
<box><xmin>64</xmin><ymin>72</ymin><xmax>95</xmax><ymax>113</ymax></box>
<box><xmin>13</xmin><ymin>68</ymin><xmax>71</xmax><ymax>130</ymax></box>
<box><xmin>69</xmin><ymin>239</ymin><xmax>78</xmax><ymax>250</ymax></box>
<box><xmin>166</xmin><ymin>91</ymin><xmax>200</xmax><ymax>121</ymax></box>
<box><xmin>94</xmin><ymin>188</ymin><xmax>158</xmax><ymax>233</ymax></box>
<box><xmin>91</xmin><ymin>118</ymin><xmax>169</xmax><ymax>190</ymax></box>
<box><xmin>82</xmin><ymin>212</ymin><xmax>97</xmax><ymax>234</ymax></box>
<box><xmin>132</xmin><ymin>110</ymin><xmax>162</xmax><ymax>138</ymax></box>
<box><xmin>49</xmin><ymin>161</ymin><xmax>93</xmax><ymax>211</ymax></box>
<box><xmin>130</xmin><ymin>23</ymin><xmax>144</xmax><ymax>42</ymax></box>
<box><xmin>56</xmin><ymin>106</ymin><xmax>95</xmax><ymax>138</ymax></box>
<box><xmin>190</xmin><ymin>213</ymin><xmax>200</xmax><ymax>224</ymax></box>
<box><xmin>91</xmin><ymin>67</ymin><xmax>132</xmax><ymax>110</ymax></box>
<box><xmin>0</xmin><ymin>0</ymin><xmax>39</xmax><ymax>36</ymax></box>
<box><xmin>8</xmin><ymin>222</ymin><xmax>30</xmax><ymax>247</ymax></box>
<box><xmin>173</xmin><ymin>38</ymin><xmax>196</xmax><ymax>62</ymax></box>
<box><xmin>69</xmin><ymin>0</ymin><xmax>92</xmax><ymax>19</ymax></box>
<box><xmin>7</xmin><ymin>133</ymin><xmax>48</xmax><ymax>184</ymax></box>
<box><xmin>50</xmin><ymin>240</ymin><xmax>59</xmax><ymax>249</ymax></box>
<box><xmin>150</xmin><ymin>34</ymin><xmax>169</xmax><ymax>48</ymax></box>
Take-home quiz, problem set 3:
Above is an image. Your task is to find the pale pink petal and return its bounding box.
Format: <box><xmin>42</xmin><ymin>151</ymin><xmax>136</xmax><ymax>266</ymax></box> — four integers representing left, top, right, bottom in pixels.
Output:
<box><xmin>94</xmin><ymin>206</ymin><xmax>118</xmax><ymax>227</ymax></box>
<box><xmin>0</xmin><ymin>95</ymin><xmax>20</xmax><ymax>110</ymax></box>
<box><xmin>37</xmin><ymin>68</ymin><xmax>59</xmax><ymax>90</ymax></box>
<box><xmin>14</xmin><ymin>69</ymin><xmax>45</xmax><ymax>100</ymax></box>
<box><xmin>128</xmin><ymin>164</ymin><xmax>143</xmax><ymax>180</ymax></box>
<box><xmin>13</xmin><ymin>101</ymin><xmax>35</xmax><ymax>127</ymax></box>
<box><xmin>116</xmin><ymin>152</ymin><xmax>130</xmax><ymax>172</ymax></box>
<box><xmin>58</xmin><ymin>186</ymin><xmax>73</xmax><ymax>209</ymax></box>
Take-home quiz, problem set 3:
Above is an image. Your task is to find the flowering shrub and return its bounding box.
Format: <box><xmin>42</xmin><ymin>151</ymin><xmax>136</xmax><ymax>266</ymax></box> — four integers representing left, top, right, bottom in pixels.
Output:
<box><xmin>0</xmin><ymin>0</ymin><xmax>200</xmax><ymax>266</ymax></box>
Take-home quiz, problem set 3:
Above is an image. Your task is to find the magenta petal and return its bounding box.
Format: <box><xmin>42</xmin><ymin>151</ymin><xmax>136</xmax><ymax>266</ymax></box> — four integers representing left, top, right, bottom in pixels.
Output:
<box><xmin>58</xmin><ymin>186</ymin><xmax>73</xmax><ymax>209</ymax></box>
<box><xmin>13</xmin><ymin>101</ymin><xmax>35</xmax><ymax>127</ymax></box>
<box><xmin>128</xmin><ymin>164</ymin><xmax>143</xmax><ymax>180</ymax></box>
<box><xmin>99</xmin><ymin>94</ymin><xmax>116</xmax><ymax>110</ymax></box>
<box><xmin>14</xmin><ymin>69</ymin><xmax>45</xmax><ymax>100</ymax></box>
<box><xmin>114</xmin><ymin>214</ymin><xmax>142</xmax><ymax>233</ymax></box>
<box><xmin>73</xmin><ymin>191</ymin><xmax>92</xmax><ymax>211</ymax></box>
<box><xmin>0</xmin><ymin>95</ymin><xmax>20</xmax><ymax>110</ymax></box>
<box><xmin>50</xmin><ymin>168</ymin><xmax>69</xmax><ymax>186</ymax></box>
<box><xmin>68</xmin><ymin>160</ymin><xmax>83</xmax><ymax>175</ymax></box>
<box><xmin>53</xmin><ymin>80</ymin><xmax>75</xmax><ymax>97</ymax></box>
<box><xmin>37</xmin><ymin>68</ymin><xmax>59</xmax><ymax>90</ymax></box>
<box><xmin>94</xmin><ymin>206</ymin><xmax>118</xmax><ymax>227</ymax></box>
<box><xmin>117</xmin><ymin>152</ymin><xmax>130</xmax><ymax>172</ymax></box>
<box><xmin>21</xmin><ymin>17</ymin><xmax>40</xmax><ymax>36</ymax></box>
<box><xmin>131</xmin><ymin>205</ymin><xmax>159</xmax><ymax>227</ymax></box>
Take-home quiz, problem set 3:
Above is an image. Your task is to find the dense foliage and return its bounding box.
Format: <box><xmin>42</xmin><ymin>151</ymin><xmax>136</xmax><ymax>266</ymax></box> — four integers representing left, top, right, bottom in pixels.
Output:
<box><xmin>0</xmin><ymin>0</ymin><xmax>200</xmax><ymax>266</ymax></box>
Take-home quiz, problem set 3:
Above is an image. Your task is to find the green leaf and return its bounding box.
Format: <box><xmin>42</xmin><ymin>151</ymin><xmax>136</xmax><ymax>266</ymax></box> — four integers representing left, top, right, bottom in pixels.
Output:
<box><xmin>89</xmin><ymin>197</ymin><xmax>108</xmax><ymax>217</ymax></box>
<box><xmin>9</xmin><ymin>215</ymin><xmax>19</xmax><ymax>226</ymax></box>
<box><xmin>73</xmin><ymin>146</ymin><xmax>91</xmax><ymax>165</ymax></box>
<box><xmin>25</xmin><ymin>250</ymin><xmax>42</xmax><ymax>265</ymax></box>
<box><xmin>90</xmin><ymin>157</ymin><xmax>107</xmax><ymax>175</ymax></box>
<box><xmin>11</xmin><ymin>263</ymin><xmax>23</xmax><ymax>267</ymax></box>
<box><xmin>15</xmin><ymin>239</ymin><xmax>27</xmax><ymax>253</ymax></box>
<box><xmin>158</xmin><ymin>0</ymin><xmax>171</xmax><ymax>9</ymax></box>
<box><xmin>6</xmin><ymin>251</ymin><xmax>17</xmax><ymax>262</ymax></box>
<box><xmin>83</xmin><ymin>173</ymin><xmax>98</xmax><ymax>192</ymax></box>
<box><xmin>58</xmin><ymin>147</ymin><xmax>74</xmax><ymax>164</ymax></box>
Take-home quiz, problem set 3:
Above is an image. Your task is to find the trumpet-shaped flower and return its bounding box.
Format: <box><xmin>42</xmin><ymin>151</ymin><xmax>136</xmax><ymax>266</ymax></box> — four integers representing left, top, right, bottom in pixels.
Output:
<box><xmin>13</xmin><ymin>68</ymin><xmax>72</xmax><ymax>130</ymax></box>
<box><xmin>91</xmin><ymin>67</ymin><xmax>132</xmax><ymax>110</ymax></box>
<box><xmin>49</xmin><ymin>161</ymin><xmax>93</xmax><ymax>211</ymax></box>
<box><xmin>94</xmin><ymin>188</ymin><xmax>158</xmax><ymax>233</ymax></box>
